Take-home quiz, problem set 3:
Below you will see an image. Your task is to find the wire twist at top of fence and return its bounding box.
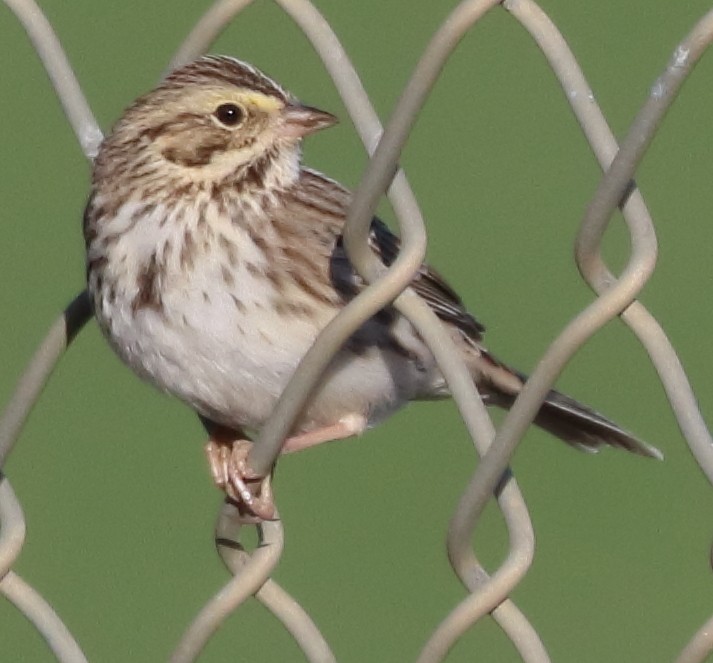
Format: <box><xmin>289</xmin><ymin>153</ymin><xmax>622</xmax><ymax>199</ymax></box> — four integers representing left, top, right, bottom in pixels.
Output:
<box><xmin>1</xmin><ymin>1</ymin><xmax>713</xmax><ymax>662</ymax></box>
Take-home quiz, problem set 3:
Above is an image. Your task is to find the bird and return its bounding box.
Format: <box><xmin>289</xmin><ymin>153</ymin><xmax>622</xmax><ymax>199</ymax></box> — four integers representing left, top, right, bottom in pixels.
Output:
<box><xmin>83</xmin><ymin>55</ymin><xmax>661</xmax><ymax>519</ymax></box>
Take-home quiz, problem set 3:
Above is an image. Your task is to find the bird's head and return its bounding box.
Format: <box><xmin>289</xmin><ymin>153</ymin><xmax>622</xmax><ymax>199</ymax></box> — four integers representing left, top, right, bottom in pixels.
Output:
<box><xmin>97</xmin><ymin>55</ymin><xmax>338</xmax><ymax>188</ymax></box>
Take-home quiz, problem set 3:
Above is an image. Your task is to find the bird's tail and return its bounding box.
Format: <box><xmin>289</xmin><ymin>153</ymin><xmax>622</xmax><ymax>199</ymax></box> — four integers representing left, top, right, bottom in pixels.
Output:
<box><xmin>479</xmin><ymin>354</ymin><xmax>662</xmax><ymax>460</ymax></box>
<box><xmin>529</xmin><ymin>387</ymin><xmax>661</xmax><ymax>459</ymax></box>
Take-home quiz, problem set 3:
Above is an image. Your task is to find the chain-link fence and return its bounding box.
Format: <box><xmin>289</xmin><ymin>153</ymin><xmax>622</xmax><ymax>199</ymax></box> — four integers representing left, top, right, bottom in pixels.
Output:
<box><xmin>2</xmin><ymin>0</ymin><xmax>713</xmax><ymax>661</ymax></box>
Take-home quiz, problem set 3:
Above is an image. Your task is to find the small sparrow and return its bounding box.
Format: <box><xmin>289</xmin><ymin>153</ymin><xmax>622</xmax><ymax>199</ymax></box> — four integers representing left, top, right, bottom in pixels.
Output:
<box><xmin>84</xmin><ymin>55</ymin><xmax>661</xmax><ymax>519</ymax></box>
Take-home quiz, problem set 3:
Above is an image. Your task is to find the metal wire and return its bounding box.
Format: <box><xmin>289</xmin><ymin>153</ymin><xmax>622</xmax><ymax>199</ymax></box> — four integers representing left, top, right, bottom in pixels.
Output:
<box><xmin>503</xmin><ymin>0</ymin><xmax>713</xmax><ymax>482</ymax></box>
<box><xmin>215</xmin><ymin>502</ymin><xmax>337</xmax><ymax>663</ymax></box>
<box><xmin>0</xmin><ymin>475</ymin><xmax>88</xmax><ymax>662</ymax></box>
<box><xmin>0</xmin><ymin>3</ymin><xmax>99</xmax><ymax>655</ymax></box>
<box><xmin>0</xmin><ymin>292</ymin><xmax>91</xmax><ymax>466</ymax></box>
<box><xmin>169</xmin><ymin>0</ymin><xmax>548</xmax><ymax>658</ymax></box>
<box><xmin>2</xmin><ymin>0</ymin><xmax>101</xmax><ymax>157</ymax></box>
<box><xmin>1</xmin><ymin>0</ymin><xmax>713</xmax><ymax>661</ymax></box>
<box><xmin>0</xmin><ymin>572</ymin><xmax>88</xmax><ymax>663</ymax></box>
<box><xmin>170</xmin><ymin>506</ymin><xmax>284</xmax><ymax>663</ymax></box>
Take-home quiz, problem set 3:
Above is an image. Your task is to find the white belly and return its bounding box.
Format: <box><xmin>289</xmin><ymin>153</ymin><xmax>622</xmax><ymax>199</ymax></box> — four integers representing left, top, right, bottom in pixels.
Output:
<box><xmin>90</xmin><ymin>197</ymin><xmax>439</xmax><ymax>434</ymax></box>
<box><xmin>98</xmin><ymin>265</ymin><xmax>433</xmax><ymax>433</ymax></box>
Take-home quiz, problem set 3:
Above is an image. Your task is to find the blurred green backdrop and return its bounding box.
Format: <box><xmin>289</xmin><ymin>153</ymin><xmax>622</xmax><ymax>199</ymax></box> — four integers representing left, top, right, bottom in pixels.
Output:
<box><xmin>2</xmin><ymin>1</ymin><xmax>713</xmax><ymax>661</ymax></box>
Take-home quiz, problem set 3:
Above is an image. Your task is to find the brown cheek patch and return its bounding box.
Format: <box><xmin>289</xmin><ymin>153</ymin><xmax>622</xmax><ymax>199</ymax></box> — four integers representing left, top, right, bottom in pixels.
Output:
<box><xmin>161</xmin><ymin>138</ymin><xmax>230</xmax><ymax>167</ymax></box>
<box><xmin>153</xmin><ymin>114</ymin><xmax>233</xmax><ymax>168</ymax></box>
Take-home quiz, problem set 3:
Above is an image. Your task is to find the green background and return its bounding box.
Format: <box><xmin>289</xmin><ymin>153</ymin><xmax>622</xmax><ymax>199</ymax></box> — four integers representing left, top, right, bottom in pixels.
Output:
<box><xmin>2</xmin><ymin>0</ymin><xmax>713</xmax><ymax>661</ymax></box>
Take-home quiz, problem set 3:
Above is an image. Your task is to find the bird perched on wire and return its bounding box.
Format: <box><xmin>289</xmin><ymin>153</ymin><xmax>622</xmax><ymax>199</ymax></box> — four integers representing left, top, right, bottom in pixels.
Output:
<box><xmin>83</xmin><ymin>55</ymin><xmax>661</xmax><ymax>519</ymax></box>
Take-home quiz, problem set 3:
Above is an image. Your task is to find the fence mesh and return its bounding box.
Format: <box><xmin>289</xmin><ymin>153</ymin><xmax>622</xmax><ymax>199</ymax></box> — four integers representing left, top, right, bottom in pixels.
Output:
<box><xmin>2</xmin><ymin>0</ymin><xmax>713</xmax><ymax>661</ymax></box>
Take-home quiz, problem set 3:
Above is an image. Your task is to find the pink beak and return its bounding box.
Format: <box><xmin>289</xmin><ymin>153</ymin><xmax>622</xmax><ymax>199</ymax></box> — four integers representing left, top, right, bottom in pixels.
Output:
<box><xmin>281</xmin><ymin>103</ymin><xmax>338</xmax><ymax>139</ymax></box>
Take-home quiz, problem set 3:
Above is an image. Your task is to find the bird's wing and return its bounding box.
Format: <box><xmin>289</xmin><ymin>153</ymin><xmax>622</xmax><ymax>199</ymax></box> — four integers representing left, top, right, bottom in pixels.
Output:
<box><xmin>285</xmin><ymin>169</ymin><xmax>485</xmax><ymax>343</ymax></box>
<box><xmin>329</xmin><ymin>217</ymin><xmax>485</xmax><ymax>342</ymax></box>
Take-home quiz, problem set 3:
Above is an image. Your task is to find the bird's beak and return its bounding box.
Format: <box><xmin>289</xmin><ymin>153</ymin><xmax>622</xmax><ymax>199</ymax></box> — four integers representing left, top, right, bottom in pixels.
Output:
<box><xmin>281</xmin><ymin>103</ymin><xmax>338</xmax><ymax>139</ymax></box>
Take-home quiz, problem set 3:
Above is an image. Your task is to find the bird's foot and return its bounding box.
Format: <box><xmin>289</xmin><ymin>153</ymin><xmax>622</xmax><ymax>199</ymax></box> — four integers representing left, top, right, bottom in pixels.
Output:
<box><xmin>204</xmin><ymin>438</ymin><xmax>274</xmax><ymax>522</ymax></box>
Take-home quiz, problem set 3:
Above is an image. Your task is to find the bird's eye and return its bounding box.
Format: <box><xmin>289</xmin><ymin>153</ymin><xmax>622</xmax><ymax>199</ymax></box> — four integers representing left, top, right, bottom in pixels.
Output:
<box><xmin>214</xmin><ymin>103</ymin><xmax>245</xmax><ymax>127</ymax></box>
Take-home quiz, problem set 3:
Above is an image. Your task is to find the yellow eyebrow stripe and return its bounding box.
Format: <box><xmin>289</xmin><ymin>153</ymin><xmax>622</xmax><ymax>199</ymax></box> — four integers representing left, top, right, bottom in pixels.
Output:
<box><xmin>241</xmin><ymin>91</ymin><xmax>282</xmax><ymax>112</ymax></box>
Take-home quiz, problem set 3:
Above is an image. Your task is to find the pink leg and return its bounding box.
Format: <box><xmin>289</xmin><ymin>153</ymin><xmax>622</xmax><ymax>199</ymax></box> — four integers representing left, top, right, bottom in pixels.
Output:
<box><xmin>281</xmin><ymin>414</ymin><xmax>368</xmax><ymax>453</ymax></box>
<box><xmin>204</xmin><ymin>414</ymin><xmax>367</xmax><ymax>521</ymax></box>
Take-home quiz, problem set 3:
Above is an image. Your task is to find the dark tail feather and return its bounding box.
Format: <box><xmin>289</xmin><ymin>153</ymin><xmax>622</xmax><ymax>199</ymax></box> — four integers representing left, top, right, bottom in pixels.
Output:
<box><xmin>482</xmin><ymin>361</ymin><xmax>662</xmax><ymax>459</ymax></box>
<box><xmin>532</xmin><ymin>389</ymin><xmax>662</xmax><ymax>459</ymax></box>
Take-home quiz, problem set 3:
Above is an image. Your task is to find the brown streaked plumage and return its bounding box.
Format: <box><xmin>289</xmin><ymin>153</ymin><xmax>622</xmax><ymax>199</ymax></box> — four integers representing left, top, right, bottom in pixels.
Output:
<box><xmin>84</xmin><ymin>55</ymin><xmax>661</xmax><ymax>520</ymax></box>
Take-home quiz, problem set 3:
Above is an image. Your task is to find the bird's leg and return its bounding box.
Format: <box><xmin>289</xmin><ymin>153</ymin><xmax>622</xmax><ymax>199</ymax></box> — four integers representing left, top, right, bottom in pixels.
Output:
<box><xmin>281</xmin><ymin>414</ymin><xmax>367</xmax><ymax>453</ymax></box>
<box><xmin>202</xmin><ymin>414</ymin><xmax>367</xmax><ymax>520</ymax></box>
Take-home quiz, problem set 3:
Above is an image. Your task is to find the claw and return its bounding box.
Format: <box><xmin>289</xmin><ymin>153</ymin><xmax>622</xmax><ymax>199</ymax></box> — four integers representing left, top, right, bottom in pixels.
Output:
<box><xmin>204</xmin><ymin>438</ymin><xmax>275</xmax><ymax>521</ymax></box>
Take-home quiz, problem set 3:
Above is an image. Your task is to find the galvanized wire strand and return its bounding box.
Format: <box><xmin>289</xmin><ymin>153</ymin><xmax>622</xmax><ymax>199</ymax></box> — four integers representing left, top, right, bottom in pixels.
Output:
<box><xmin>507</xmin><ymin>24</ymin><xmax>713</xmax><ymax>652</ymax></box>
<box><xmin>584</xmin><ymin>11</ymin><xmax>713</xmax><ymax>663</ymax></box>
<box><xmin>1</xmin><ymin>0</ymin><xmax>97</xmax><ymax>466</ymax></box>
<box><xmin>443</xmin><ymin>0</ymin><xmax>663</xmax><ymax>566</ymax></box>
<box><xmin>0</xmin><ymin>475</ymin><xmax>88</xmax><ymax>662</ymax></box>
<box><xmin>0</xmin><ymin>572</ymin><xmax>88</xmax><ymax>663</ymax></box>
<box><xmin>2</xmin><ymin>0</ymin><xmax>102</xmax><ymax>158</ymax></box>
<box><xmin>0</xmin><ymin>292</ymin><xmax>92</xmax><ymax>467</ymax></box>
<box><xmin>402</xmin><ymin>296</ymin><xmax>549</xmax><ymax>663</ymax></box>
<box><xmin>0</xmin><ymin>294</ymin><xmax>92</xmax><ymax>660</ymax></box>
<box><xmin>675</xmin><ymin>612</ymin><xmax>713</xmax><ymax>663</ymax></box>
<box><xmin>0</xmin><ymin>475</ymin><xmax>25</xmax><ymax>578</ymax></box>
<box><xmin>275</xmin><ymin>0</ymin><xmax>383</xmax><ymax>153</ymax></box>
<box><xmin>432</xmin><ymin>0</ymin><xmax>712</xmax><ymax>657</ymax></box>
<box><xmin>215</xmin><ymin>507</ymin><xmax>337</xmax><ymax>663</ymax></box>
<box><xmin>274</xmin><ymin>0</ymin><xmax>550</xmax><ymax>658</ymax></box>
<box><xmin>502</xmin><ymin>0</ymin><xmax>713</xmax><ymax>467</ymax></box>
<box><xmin>266</xmin><ymin>0</ymin><xmax>547</xmax><ymax>660</ymax></box>
<box><xmin>573</xmin><ymin>9</ymin><xmax>713</xmax><ymax>481</ymax></box>
<box><xmin>0</xmin><ymin>5</ymin><xmax>99</xmax><ymax>660</ymax></box>
<box><xmin>167</xmin><ymin>0</ymin><xmax>256</xmax><ymax>72</ymax></box>
<box><xmin>263</xmin><ymin>4</ymin><xmax>540</xmax><ymax>619</ymax></box>
<box><xmin>225</xmin><ymin>0</ymin><xmax>436</xmax><ymax>475</ymax></box>
<box><xmin>252</xmin><ymin>2</ymin><xmax>550</xmax><ymax>656</ymax></box>
<box><xmin>253</xmin><ymin>582</ymin><xmax>336</xmax><ymax>663</ymax></box>
<box><xmin>170</xmin><ymin>505</ymin><xmax>284</xmax><ymax>663</ymax></box>
<box><xmin>572</xmin><ymin>11</ymin><xmax>713</xmax><ymax>283</ymax></box>
<box><xmin>271</xmin><ymin>12</ymin><xmax>544</xmax><ymax>656</ymax></box>
<box><xmin>170</xmin><ymin>0</ymin><xmax>547</xmax><ymax>658</ymax></box>
<box><xmin>432</xmin><ymin>5</ymin><xmax>713</xmax><ymax>661</ymax></box>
